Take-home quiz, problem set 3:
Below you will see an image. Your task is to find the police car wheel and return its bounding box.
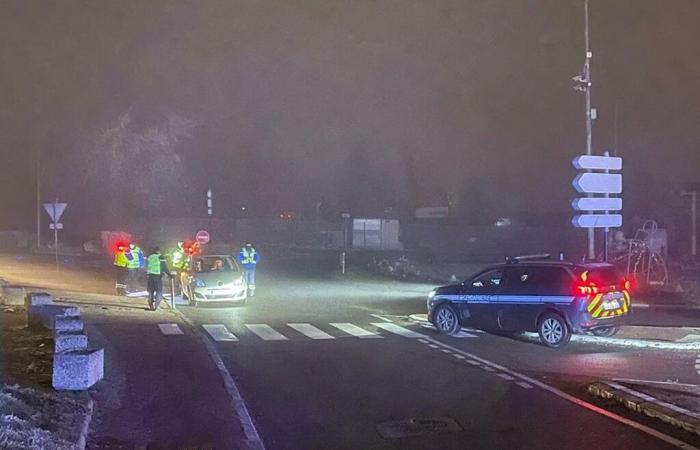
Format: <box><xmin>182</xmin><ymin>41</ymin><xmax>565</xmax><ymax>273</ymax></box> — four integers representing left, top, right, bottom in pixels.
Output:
<box><xmin>592</xmin><ymin>326</ymin><xmax>618</xmax><ymax>337</ymax></box>
<box><xmin>433</xmin><ymin>304</ymin><xmax>460</xmax><ymax>335</ymax></box>
<box><xmin>538</xmin><ymin>313</ymin><xmax>571</xmax><ymax>348</ymax></box>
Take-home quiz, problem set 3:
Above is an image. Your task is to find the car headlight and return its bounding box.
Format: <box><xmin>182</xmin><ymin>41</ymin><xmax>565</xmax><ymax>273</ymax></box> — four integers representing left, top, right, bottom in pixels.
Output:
<box><xmin>233</xmin><ymin>278</ymin><xmax>243</xmax><ymax>286</ymax></box>
<box><xmin>193</xmin><ymin>278</ymin><xmax>206</xmax><ymax>288</ymax></box>
<box><xmin>428</xmin><ymin>290</ymin><xmax>436</xmax><ymax>299</ymax></box>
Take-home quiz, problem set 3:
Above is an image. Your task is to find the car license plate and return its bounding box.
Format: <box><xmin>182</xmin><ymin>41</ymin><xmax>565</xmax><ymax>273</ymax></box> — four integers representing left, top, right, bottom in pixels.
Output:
<box><xmin>602</xmin><ymin>300</ymin><xmax>620</xmax><ymax>310</ymax></box>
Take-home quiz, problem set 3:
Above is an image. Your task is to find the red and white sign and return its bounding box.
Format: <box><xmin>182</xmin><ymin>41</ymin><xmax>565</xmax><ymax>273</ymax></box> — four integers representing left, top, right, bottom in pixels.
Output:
<box><xmin>195</xmin><ymin>230</ymin><xmax>210</xmax><ymax>245</ymax></box>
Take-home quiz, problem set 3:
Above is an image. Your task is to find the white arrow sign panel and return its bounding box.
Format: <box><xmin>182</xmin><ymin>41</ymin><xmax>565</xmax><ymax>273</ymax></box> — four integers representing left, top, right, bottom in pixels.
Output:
<box><xmin>572</xmin><ymin>155</ymin><xmax>622</xmax><ymax>171</ymax></box>
<box><xmin>572</xmin><ymin>214</ymin><xmax>622</xmax><ymax>228</ymax></box>
<box><xmin>571</xmin><ymin>197</ymin><xmax>622</xmax><ymax>211</ymax></box>
<box><xmin>43</xmin><ymin>202</ymin><xmax>67</xmax><ymax>223</ymax></box>
<box><xmin>572</xmin><ymin>173</ymin><xmax>622</xmax><ymax>194</ymax></box>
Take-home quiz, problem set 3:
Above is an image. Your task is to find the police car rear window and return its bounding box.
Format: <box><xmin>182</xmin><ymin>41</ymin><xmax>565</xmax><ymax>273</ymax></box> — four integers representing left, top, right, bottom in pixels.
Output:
<box><xmin>575</xmin><ymin>267</ymin><xmax>621</xmax><ymax>286</ymax></box>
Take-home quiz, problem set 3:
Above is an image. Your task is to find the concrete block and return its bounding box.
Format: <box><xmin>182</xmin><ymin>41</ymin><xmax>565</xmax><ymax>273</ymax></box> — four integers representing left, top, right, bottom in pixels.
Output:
<box><xmin>54</xmin><ymin>331</ymin><xmax>88</xmax><ymax>353</ymax></box>
<box><xmin>53</xmin><ymin>348</ymin><xmax>104</xmax><ymax>390</ymax></box>
<box><xmin>1</xmin><ymin>285</ymin><xmax>26</xmax><ymax>306</ymax></box>
<box><xmin>25</xmin><ymin>292</ymin><xmax>53</xmax><ymax>307</ymax></box>
<box><xmin>54</xmin><ymin>316</ymin><xmax>84</xmax><ymax>334</ymax></box>
<box><xmin>28</xmin><ymin>304</ymin><xmax>80</xmax><ymax>330</ymax></box>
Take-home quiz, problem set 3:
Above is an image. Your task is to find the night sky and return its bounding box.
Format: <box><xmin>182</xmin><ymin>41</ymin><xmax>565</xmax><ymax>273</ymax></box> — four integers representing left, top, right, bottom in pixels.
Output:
<box><xmin>1</xmin><ymin>0</ymin><xmax>699</xmax><ymax>229</ymax></box>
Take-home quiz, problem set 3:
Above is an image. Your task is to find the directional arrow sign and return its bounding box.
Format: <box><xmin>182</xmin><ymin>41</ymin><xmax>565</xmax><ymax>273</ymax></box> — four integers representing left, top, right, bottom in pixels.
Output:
<box><xmin>43</xmin><ymin>202</ymin><xmax>67</xmax><ymax>223</ymax></box>
<box><xmin>572</xmin><ymin>155</ymin><xmax>622</xmax><ymax>171</ymax></box>
<box><xmin>572</xmin><ymin>173</ymin><xmax>622</xmax><ymax>194</ymax></box>
<box><xmin>572</xmin><ymin>214</ymin><xmax>622</xmax><ymax>228</ymax></box>
<box><xmin>571</xmin><ymin>197</ymin><xmax>622</xmax><ymax>211</ymax></box>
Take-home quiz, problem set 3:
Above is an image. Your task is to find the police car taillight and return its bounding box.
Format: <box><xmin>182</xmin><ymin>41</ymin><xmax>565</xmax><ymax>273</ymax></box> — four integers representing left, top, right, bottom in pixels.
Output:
<box><xmin>576</xmin><ymin>283</ymin><xmax>599</xmax><ymax>296</ymax></box>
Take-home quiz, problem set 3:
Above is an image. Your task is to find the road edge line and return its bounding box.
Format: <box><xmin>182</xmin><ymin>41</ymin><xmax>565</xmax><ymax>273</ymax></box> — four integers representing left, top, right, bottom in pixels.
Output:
<box><xmin>177</xmin><ymin>312</ymin><xmax>266</xmax><ymax>450</ymax></box>
<box><xmin>424</xmin><ymin>336</ymin><xmax>699</xmax><ymax>450</ymax></box>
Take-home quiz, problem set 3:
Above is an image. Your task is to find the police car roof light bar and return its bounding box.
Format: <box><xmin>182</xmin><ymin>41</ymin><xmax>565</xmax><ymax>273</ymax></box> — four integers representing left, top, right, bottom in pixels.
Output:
<box><xmin>506</xmin><ymin>253</ymin><xmax>551</xmax><ymax>263</ymax></box>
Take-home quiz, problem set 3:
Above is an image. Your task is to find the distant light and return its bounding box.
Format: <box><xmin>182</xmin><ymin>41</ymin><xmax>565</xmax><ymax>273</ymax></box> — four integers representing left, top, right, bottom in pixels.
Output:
<box><xmin>495</xmin><ymin>218</ymin><xmax>512</xmax><ymax>227</ymax></box>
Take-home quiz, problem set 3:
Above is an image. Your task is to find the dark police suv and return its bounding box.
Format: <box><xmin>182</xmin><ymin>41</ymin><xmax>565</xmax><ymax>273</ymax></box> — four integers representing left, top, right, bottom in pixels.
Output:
<box><xmin>427</xmin><ymin>255</ymin><xmax>631</xmax><ymax>347</ymax></box>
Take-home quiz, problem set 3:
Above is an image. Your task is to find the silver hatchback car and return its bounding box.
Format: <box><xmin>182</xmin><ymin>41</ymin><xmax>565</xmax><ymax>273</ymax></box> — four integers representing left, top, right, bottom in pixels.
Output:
<box><xmin>184</xmin><ymin>255</ymin><xmax>247</xmax><ymax>306</ymax></box>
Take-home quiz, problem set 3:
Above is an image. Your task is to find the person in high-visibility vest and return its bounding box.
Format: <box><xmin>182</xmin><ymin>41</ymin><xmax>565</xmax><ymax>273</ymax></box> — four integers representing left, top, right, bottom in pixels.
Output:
<box><xmin>171</xmin><ymin>242</ymin><xmax>189</xmax><ymax>296</ymax></box>
<box><xmin>146</xmin><ymin>247</ymin><xmax>171</xmax><ymax>311</ymax></box>
<box><xmin>113</xmin><ymin>242</ymin><xmax>129</xmax><ymax>296</ymax></box>
<box><xmin>125</xmin><ymin>243</ymin><xmax>144</xmax><ymax>294</ymax></box>
<box><xmin>237</xmin><ymin>242</ymin><xmax>259</xmax><ymax>297</ymax></box>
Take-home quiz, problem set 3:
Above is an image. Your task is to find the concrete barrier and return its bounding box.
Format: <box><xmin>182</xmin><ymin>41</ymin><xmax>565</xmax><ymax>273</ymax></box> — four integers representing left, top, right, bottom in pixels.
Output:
<box><xmin>55</xmin><ymin>331</ymin><xmax>88</xmax><ymax>353</ymax></box>
<box><xmin>25</xmin><ymin>292</ymin><xmax>53</xmax><ymax>307</ymax></box>
<box><xmin>1</xmin><ymin>285</ymin><xmax>26</xmax><ymax>306</ymax></box>
<box><xmin>28</xmin><ymin>304</ymin><xmax>80</xmax><ymax>330</ymax></box>
<box><xmin>54</xmin><ymin>316</ymin><xmax>84</xmax><ymax>334</ymax></box>
<box><xmin>53</xmin><ymin>348</ymin><xmax>104</xmax><ymax>390</ymax></box>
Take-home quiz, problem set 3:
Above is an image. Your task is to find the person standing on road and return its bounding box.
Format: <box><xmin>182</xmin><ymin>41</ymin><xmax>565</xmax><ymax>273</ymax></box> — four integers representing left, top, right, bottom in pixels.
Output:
<box><xmin>146</xmin><ymin>247</ymin><xmax>171</xmax><ymax>311</ymax></box>
<box><xmin>237</xmin><ymin>242</ymin><xmax>259</xmax><ymax>297</ymax></box>
<box><xmin>171</xmin><ymin>241</ymin><xmax>189</xmax><ymax>296</ymax></box>
<box><xmin>113</xmin><ymin>242</ymin><xmax>129</xmax><ymax>296</ymax></box>
<box><xmin>125</xmin><ymin>242</ymin><xmax>144</xmax><ymax>294</ymax></box>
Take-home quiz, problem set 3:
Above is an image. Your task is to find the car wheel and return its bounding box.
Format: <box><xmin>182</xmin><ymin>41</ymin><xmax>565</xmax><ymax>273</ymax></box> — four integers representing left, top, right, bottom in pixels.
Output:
<box><xmin>433</xmin><ymin>304</ymin><xmax>460</xmax><ymax>335</ymax></box>
<box><xmin>538</xmin><ymin>313</ymin><xmax>571</xmax><ymax>348</ymax></box>
<box><xmin>592</xmin><ymin>326</ymin><xmax>618</xmax><ymax>338</ymax></box>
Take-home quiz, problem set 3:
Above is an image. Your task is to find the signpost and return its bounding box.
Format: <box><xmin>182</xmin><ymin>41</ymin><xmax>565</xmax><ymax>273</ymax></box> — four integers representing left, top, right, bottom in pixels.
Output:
<box><xmin>43</xmin><ymin>200</ymin><xmax>67</xmax><ymax>270</ymax></box>
<box><xmin>195</xmin><ymin>230</ymin><xmax>210</xmax><ymax>245</ymax></box>
<box><xmin>571</xmin><ymin>153</ymin><xmax>622</xmax><ymax>261</ymax></box>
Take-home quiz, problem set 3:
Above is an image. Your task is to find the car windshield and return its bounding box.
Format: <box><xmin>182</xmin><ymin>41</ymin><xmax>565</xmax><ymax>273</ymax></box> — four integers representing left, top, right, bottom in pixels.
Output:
<box><xmin>193</xmin><ymin>257</ymin><xmax>238</xmax><ymax>273</ymax></box>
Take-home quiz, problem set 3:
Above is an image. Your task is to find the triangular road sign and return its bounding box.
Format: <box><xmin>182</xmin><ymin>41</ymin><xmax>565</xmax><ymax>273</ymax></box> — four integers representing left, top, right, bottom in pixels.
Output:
<box><xmin>43</xmin><ymin>202</ymin><xmax>67</xmax><ymax>223</ymax></box>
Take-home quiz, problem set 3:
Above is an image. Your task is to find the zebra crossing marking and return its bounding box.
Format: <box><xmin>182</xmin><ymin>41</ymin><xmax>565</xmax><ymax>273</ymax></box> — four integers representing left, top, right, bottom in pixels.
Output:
<box><xmin>330</xmin><ymin>323</ymin><xmax>382</xmax><ymax>338</ymax></box>
<box><xmin>288</xmin><ymin>323</ymin><xmax>334</xmax><ymax>340</ymax></box>
<box><xmin>203</xmin><ymin>324</ymin><xmax>238</xmax><ymax>342</ymax></box>
<box><xmin>158</xmin><ymin>323</ymin><xmax>184</xmax><ymax>335</ymax></box>
<box><xmin>371</xmin><ymin>322</ymin><xmax>425</xmax><ymax>338</ymax></box>
<box><xmin>245</xmin><ymin>324</ymin><xmax>288</xmax><ymax>341</ymax></box>
<box><xmin>454</xmin><ymin>330</ymin><xmax>478</xmax><ymax>338</ymax></box>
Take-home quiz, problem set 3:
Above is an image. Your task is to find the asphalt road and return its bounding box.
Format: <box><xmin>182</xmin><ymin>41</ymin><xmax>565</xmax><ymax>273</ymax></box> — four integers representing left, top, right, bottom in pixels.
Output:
<box><xmin>175</xmin><ymin>258</ymin><xmax>700</xmax><ymax>450</ymax></box>
<box><xmin>3</xmin><ymin>252</ymin><xmax>700</xmax><ymax>449</ymax></box>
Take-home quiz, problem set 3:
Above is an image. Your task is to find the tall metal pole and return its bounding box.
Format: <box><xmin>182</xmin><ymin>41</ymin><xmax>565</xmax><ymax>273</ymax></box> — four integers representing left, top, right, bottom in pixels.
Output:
<box><xmin>36</xmin><ymin>150</ymin><xmax>41</xmax><ymax>248</ymax></box>
<box><xmin>692</xmin><ymin>191</ymin><xmax>697</xmax><ymax>258</ymax></box>
<box><xmin>584</xmin><ymin>0</ymin><xmax>595</xmax><ymax>260</ymax></box>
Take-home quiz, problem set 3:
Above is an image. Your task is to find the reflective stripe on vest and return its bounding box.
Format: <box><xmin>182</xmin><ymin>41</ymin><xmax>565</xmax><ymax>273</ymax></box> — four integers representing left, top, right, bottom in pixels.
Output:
<box><xmin>241</xmin><ymin>248</ymin><xmax>257</xmax><ymax>265</ymax></box>
<box><xmin>147</xmin><ymin>253</ymin><xmax>162</xmax><ymax>275</ymax></box>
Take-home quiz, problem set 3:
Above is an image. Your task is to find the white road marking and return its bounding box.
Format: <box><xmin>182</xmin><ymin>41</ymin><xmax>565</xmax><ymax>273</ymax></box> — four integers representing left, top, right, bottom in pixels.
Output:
<box><xmin>453</xmin><ymin>354</ymin><xmax>466</xmax><ymax>360</ymax></box>
<box><xmin>417</xmin><ymin>338</ymin><xmax>430</xmax><ymax>344</ymax></box>
<box><xmin>176</xmin><ymin>315</ymin><xmax>265</xmax><ymax>449</ymax></box>
<box><xmin>440</xmin><ymin>349</ymin><xmax>452</xmax><ymax>354</ymax></box>
<box><xmin>428</xmin><ymin>344</ymin><xmax>440</xmax><ymax>349</ymax></box>
<box><xmin>481</xmin><ymin>366</ymin><xmax>495</xmax><ymax>372</ymax></box>
<box><xmin>202</xmin><ymin>324</ymin><xmax>238</xmax><ymax>342</ymax></box>
<box><xmin>370</xmin><ymin>314</ymin><xmax>393</xmax><ymax>322</ymax></box>
<box><xmin>425</xmin><ymin>336</ymin><xmax>698</xmax><ymax>450</ymax></box>
<box><xmin>158</xmin><ymin>323</ymin><xmax>183</xmax><ymax>335</ymax></box>
<box><xmin>612</xmin><ymin>378</ymin><xmax>700</xmax><ymax>389</ymax></box>
<box><xmin>288</xmin><ymin>323</ymin><xmax>334</xmax><ymax>340</ymax></box>
<box><xmin>466</xmin><ymin>360</ymin><xmax>481</xmax><ymax>366</ymax></box>
<box><xmin>330</xmin><ymin>323</ymin><xmax>383</xmax><ymax>339</ymax></box>
<box><xmin>497</xmin><ymin>373</ymin><xmax>515</xmax><ymax>381</ymax></box>
<box><xmin>245</xmin><ymin>324</ymin><xmax>288</xmax><ymax>341</ymax></box>
<box><xmin>371</xmin><ymin>322</ymin><xmax>425</xmax><ymax>338</ymax></box>
<box><xmin>453</xmin><ymin>330</ymin><xmax>478</xmax><ymax>338</ymax></box>
<box><xmin>516</xmin><ymin>382</ymin><xmax>533</xmax><ymax>389</ymax></box>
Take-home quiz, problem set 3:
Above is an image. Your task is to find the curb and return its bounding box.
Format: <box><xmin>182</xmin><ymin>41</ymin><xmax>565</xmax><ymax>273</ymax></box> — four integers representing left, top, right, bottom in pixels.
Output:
<box><xmin>588</xmin><ymin>381</ymin><xmax>700</xmax><ymax>436</ymax></box>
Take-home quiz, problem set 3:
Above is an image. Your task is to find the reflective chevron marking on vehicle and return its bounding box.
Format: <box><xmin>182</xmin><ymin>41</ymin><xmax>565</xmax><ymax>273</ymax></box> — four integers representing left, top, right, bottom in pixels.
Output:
<box><xmin>330</xmin><ymin>323</ymin><xmax>382</xmax><ymax>338</ymax></box>
<box><xmin>202</xmin><ymin>324</ymin><xmax>238</xmax><ymax>342</ymax></box>
<box><xmin>288</xmin><ymin>323</ymin><xmax>334</xmax><ymax>340</ymax></box>
<box><xmin>245</xmin><ymin>324</ymin><xmax>288</xmax><ymax>341</ymax></box>
<box><xmin>371</xmin><ymin>322</ymin><xmax>425</xmax><ymax>338</ymax></box>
